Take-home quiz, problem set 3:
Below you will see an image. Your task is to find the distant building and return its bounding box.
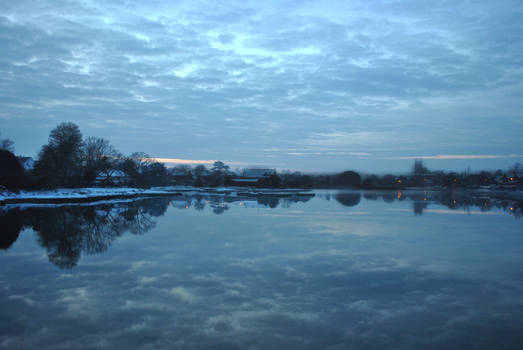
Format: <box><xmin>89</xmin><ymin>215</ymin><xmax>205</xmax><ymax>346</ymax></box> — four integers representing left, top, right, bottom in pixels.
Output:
<box><xmin>242</xmin><ymin>168</ymin><xmax>276</xmax><ymax>178</ymax></box>
<box><xmin>231</xmin><ymin>168</ymin><xmax>276</xmax><ymax>186</ymax></box>
<box><xmin>95</xmin><ymin>170</ymin><xmax>128</xmax><ymax>186</ymax></box>
<box><xmin>171</xmin><ymin>168</ymin><xmax>190</xmax><ymax>176</ymax></box>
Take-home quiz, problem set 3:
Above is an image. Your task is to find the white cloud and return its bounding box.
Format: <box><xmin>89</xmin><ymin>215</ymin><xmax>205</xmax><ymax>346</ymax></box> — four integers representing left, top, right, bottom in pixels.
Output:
<box><xmin>0</xmin><ymin>0</ymin><xmax>521</xmax><ymax>172</ymax></box>
<box><xmin>169</xmin><ymin>286</ymin><xmax>197</xmax><ymax>303</ymax></box>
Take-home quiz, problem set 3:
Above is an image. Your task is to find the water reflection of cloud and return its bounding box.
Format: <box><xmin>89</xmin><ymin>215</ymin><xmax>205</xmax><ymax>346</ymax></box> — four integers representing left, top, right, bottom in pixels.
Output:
<box><xmin>386</xmin><ymin>208</ymin><xmax>505</xmax><ymax>215</ymax></box>
<box><xmin>1</xmin><ymin>192</ymin><xmax>523</xmax><ymax>348</ymax></box>
<box><xmin>262</xmin><ymin>211</ymin><xmax>369</xmax><ymax>218</ymax></box>
<box><xmin>307</xmin><ymin>222</ymin><xmax>371</xmax><ymax>236</ymax></box>
<box><xmin>3</xmin><ymin>250</ymin><xmax>523</xmax><ymax>349</ymax></box>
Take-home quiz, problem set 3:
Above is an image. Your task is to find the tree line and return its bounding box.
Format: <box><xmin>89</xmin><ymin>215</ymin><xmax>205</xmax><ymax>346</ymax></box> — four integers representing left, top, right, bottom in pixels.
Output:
<box><xmin>1</xmin><ymin>124</ymin><xmax>522</xmax><ymax>191</ymax></box>
<box><xmin>1</xmin><ymin>122</ymin><xmax>170</xmax><ymax>190</ymax></box>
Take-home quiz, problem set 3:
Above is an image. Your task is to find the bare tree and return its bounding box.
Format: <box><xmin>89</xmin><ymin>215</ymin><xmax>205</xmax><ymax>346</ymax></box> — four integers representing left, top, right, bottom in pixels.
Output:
<box><xmin>0</xmin><ymin>131</ymin><xmax>14</xmax><ymax>153</ymax></box>
<box><xmin>83</xmin><ymin>136</ymin><xmax>122</xmax><ymax>185</ymax></box>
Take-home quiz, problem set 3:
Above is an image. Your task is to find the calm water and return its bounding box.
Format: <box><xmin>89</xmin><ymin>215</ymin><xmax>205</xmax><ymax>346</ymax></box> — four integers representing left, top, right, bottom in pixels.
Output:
<box><xmin>1</xmin><ymin>191</ymin><xmax>522</xmax><ymax>350</ymax></box>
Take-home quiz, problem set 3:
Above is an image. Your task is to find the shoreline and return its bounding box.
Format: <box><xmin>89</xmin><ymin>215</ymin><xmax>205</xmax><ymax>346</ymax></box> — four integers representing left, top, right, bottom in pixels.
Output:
<box><xmin>0</xmin><ymin>186</ymin><xmax>316</xmax><ymax>206</ymax></box>
<box><xmin>1</xmin><ymin>186</ymin><xmax>521</xmax><ymax>206</ymax></box>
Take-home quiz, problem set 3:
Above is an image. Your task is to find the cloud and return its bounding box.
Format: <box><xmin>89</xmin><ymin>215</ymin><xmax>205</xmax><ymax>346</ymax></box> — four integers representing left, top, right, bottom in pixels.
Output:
<box><xmin>384</xmin><ymin>154</ymin><xmax>523</xmax><ymax>160</ymax></box>
<box><xmin>0</xmin><ymin>0</ymin><xmax>522</xmax><ymax>172</ymax></box>
<box><xmin>169</xmin><ymin>286</ymin><xmax>197</xmax><ymax>303</ymax></box>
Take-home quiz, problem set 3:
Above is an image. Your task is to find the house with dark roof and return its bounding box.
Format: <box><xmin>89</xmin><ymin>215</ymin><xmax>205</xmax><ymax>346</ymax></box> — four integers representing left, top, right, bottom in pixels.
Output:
<box><xmin>242</xmin><ymin>168</ymin><xmax>276</xmax><ymax>178</ymax></box>
<box><xmin>231</xmin><ymin>168</ymin><xmax>276</xmax><ymax>186</ymax></box>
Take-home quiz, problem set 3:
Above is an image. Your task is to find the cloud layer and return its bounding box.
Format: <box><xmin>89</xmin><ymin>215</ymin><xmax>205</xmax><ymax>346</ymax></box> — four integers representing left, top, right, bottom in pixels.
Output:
<box><xmin>1</xmin><ymin>0</ymin><xmax>522</xmax><ymax>172</ymax></box>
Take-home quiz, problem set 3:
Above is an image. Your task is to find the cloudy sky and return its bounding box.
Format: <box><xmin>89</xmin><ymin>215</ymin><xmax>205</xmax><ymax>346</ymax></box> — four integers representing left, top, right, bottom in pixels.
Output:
<box><xmin>1</xmin><ymin>0</ymin><xmax>522</xmax><ymax>173</ymax></box>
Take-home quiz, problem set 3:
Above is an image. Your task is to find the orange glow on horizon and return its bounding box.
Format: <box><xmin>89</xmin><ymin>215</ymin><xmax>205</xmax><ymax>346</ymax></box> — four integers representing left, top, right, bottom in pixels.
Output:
<box><xmin>152</xmin><ymin>158</ymin><xmax>214</xmax><ymax>165</ymax></box>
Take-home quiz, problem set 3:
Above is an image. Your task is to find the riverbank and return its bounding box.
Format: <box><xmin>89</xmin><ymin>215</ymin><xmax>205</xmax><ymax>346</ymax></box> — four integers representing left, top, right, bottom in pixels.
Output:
<box><xmin>0</xmin><ymin>187</ymin><xmax>183</xmax><ymax>205</ymax></box>
<box><xmin>0</xmin><ymin>186</ymin><xmax>315</xmax><ymax>205</ymax></box>
<box><xmin>2</xmin><ymin>185</ymin><xmax>520</xmax><ymax>206</ymax></box>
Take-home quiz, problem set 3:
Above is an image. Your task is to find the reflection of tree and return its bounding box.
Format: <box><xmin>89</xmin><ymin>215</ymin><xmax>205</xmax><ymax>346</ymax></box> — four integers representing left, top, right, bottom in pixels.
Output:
<box><xmin>2</xmin><ymin>198</ymin><xmax>171</xmax><ymax>269</ymax></box>
<box><xmin>257</xmin><ymin>197</ymin><xmax>279</xmax><ymax>208</ymax></box>
<box><xmin>119</xmin><ymin>202</ymin><xmax>157</xmax><ymax>235</ymax></box>
<box><xmin>0</xmin><ymin>209</ymin><xmax>25</xmax><ymax>250</ymax></box>
<box><xmin>363</xmin><ymin>193</ymin><xmax>379</xmax><ymax>200</ymax></box>
<box><xmin>193</xmin><ymin>196</ymin><xmax>206</xmax><ymax>211</ymax></box>
<box><xmin>81</xmin><ymin>206</ymin><xmax>127</xmax><ymax>254</ymax></box>
<box><xmin>34</xmin><ymin>208</ymin><xmax>85</xmax><ymax>269</ymax></box>
<box><xmin>335</xmin><ymin>192</ymin><xmax>361</xmax><ymax>207</ymax></box>
<box><xmin>381</xmin><ymin>193</ymin><xmax>395</xmax><ymax>203</ymax></box>
<box><xmin>211</xmin><ymin>204</ymin><xmax>229</xmax><ymax>215</ymax></box>
<box><xmin>143</xmin><ymin>198</ymin><xmax>172</xmax><ymax>217</ymax></box>
<box><xmin>413</xmin><ymin>202</ymin><xmax>428</xmax><ymax>215</ymax></box>
<box><xmin>361</xmin><ymin>190</ymin><xmax>522</xmax><ymax>218</ymax></box>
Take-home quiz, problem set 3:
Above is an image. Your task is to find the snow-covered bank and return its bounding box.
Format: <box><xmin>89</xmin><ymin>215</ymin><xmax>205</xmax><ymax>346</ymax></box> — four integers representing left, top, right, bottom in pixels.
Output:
<box><xmin>0</xmin><ymin>187</ymin><xmax>180</xmax><ymax>205</ymax></box>
<box><xmin>0</xmin><ymin>186</ymin><xmax>316</xmax><ymax>205</ymax></box>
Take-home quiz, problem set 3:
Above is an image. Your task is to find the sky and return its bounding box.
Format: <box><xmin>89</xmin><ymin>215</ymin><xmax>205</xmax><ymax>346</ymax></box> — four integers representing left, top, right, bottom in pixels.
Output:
<box><xmin>1</xmin><ymin>0</ymin><xmax>522</xmax><ymax>173</ymax></box>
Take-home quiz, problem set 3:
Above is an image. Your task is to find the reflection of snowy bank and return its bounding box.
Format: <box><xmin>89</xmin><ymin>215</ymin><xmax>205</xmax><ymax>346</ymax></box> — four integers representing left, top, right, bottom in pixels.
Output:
<box><xmin>167</xmin><ymin>193</ymin><xmax>315</xmax><ymax>212</ymax></box>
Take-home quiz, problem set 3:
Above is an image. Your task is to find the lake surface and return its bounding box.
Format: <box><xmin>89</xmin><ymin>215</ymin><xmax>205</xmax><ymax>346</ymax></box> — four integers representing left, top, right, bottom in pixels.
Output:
<box><xmin>1</xmin><ymin>190</ymin><xmax>522</xmax><ymax>350</ymax></box>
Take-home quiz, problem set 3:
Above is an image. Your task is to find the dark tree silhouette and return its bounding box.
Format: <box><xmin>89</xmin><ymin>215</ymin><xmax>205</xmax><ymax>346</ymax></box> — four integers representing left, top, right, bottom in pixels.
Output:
<box><xmin>0</xmin><ymin>149</ymin><xmax>27</xmax><ymax>190</ymax></box>
<box><xmin>362</xmin><ymin>175</ymin><xmax>379</xmax><ymax>189</ymax></box>
<box><xmin>121</xmin><ymin>152</ymin><xmax>168</xmax><ymax>188</ymax></box>
<box><xmin>335</xmin><ymin>171</ymin><xmax>361</xmax><ymax>188</ymax></box>
<box><xmin>193</xmin><ymin>165</ymin><xmax>207</xmax><ymax>178</ymax></box>
<box><xmin>33</xmin><ymin>122</ymin><xmax>84</xmax><ymax>188</ymax></box>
